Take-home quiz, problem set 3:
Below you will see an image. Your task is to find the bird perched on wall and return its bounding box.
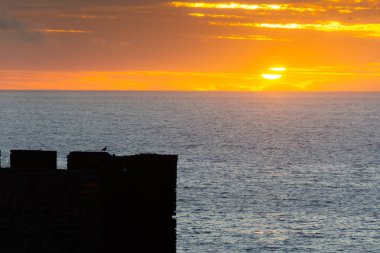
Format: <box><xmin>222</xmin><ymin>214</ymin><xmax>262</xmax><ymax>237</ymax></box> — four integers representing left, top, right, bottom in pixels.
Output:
<box><xmin>101</xmin><ymin>146</ymin><xmax>107</xmax><ymax>151</ymax></box>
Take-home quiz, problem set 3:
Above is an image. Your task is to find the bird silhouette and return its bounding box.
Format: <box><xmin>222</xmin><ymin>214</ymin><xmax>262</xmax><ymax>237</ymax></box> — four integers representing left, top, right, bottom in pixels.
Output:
<box><xmin>101</xmin><ymin>146</ymin><xmax>107</xmax><ymax>151</ymax></box>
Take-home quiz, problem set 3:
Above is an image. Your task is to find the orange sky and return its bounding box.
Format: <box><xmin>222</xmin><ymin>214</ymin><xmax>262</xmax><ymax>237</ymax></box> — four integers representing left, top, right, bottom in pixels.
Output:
<box><xmin>1</xmin><ymin>0</ymin><xmax>380</xmax><ymax>91</ymax></box>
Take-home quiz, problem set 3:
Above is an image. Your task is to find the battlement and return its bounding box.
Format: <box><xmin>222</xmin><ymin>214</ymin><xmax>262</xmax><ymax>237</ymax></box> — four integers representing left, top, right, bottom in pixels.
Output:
<box><xmin>0</xmin><ymin>150</ymin><xmax>177</xmax><ymax>253</ymax></box>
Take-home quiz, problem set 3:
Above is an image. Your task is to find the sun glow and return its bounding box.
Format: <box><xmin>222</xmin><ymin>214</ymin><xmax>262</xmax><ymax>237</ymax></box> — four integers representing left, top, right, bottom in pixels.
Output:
<box><xmin>261</xmin><ymin>73</ymin><xmax>283</xmax><ymax>80</ymax></box>
<box><xmin>261</xmin><ymin>66</ymin><xmax>286</xmax><ymax>80</ymax></box>
<box><xmin>269</xmin><ymin>67</ymin><xmax>286</xmax><ymax>72</ymax></box>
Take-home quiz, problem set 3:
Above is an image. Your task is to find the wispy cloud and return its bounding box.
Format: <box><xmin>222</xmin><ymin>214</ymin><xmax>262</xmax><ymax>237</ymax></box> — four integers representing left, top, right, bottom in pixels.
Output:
<box><xmin>35</xmin><ymin>29</ymin><xmax>92</xmax><ymax>33</ymax></box>
<box><xmin>0</xmin><ymin>7</ymin><xmax>41</xmax><ymax>41</ymax></box>
<box><xmin>288</xmin><ymin>65</ymin><xmax>380</xmax><ymax>77</ymax></box>
<box><xmin>209</xmin><ymin>21</ymin><xmax>380</xmax><ymax>38</ymax></box>
<box><xmin>0</xmin><ymin>70</ymin><xmax>262</xmax><ymax>90</ymax></box>
<box><xmin>188</xmin><ymin>12</ymin><xmax>243</xmax><ymax>19</ymax></box>
<box><xmin>169</xmin><ymin>1</ymin><xmax>380</xmax><ymax>43</ymax></box>
<box><xmin>170</xmin><ymin>2</ymin><xmax>321</xmax><ymax>13</ymax></box>
<box><xmin>255</xmin><ymin>22</ymin><xmax>380</xmax><ymax>37</ymax></box>
<box><xmin>211</xmin><ymin>34</ymin><xmax>290</xmax><ymax>41</ymax></box>
<box><xmin>169</xmin><ymin>1</ymin><xmax>380</xmax><ymax>14</ymax></box>
<box><xmin>58</xmin><ymin>13</ymin><xmax>117</xmax><ymax>20</ymax></box>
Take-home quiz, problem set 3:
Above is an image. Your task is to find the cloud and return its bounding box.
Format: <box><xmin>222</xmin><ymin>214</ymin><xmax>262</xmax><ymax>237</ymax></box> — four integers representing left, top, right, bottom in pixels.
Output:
<box><xmin>36</xmin><ymin>29</ymin><xmax>92</xmax><ymax>34</ymax></box>
<box><xmin>170</xmin><ymin>2</ymin><xmax>321</xmax><ymax>13</ymax></box>
<box><xmin>166</xmin><ymin>0</ymin><xmax>380</xmax><ymax>42</ymax></box>
<box><xmin>188</xmin><ymin>13</ymin><xmax>244</xmax><ymax>19</ymax></box>
<box><xmin>211</xmin><ymin>34</ymin><xmax>290</xmax><ymax>41</ymax></box>
<box><xmin>0</xmin><ymin>7</ymin><xmax>41</xmax><ymax>41</ymax></box>
<box><xmin>58</xmin><ymin>13</ymin><xmax>118</xmax><ymax>20</ymax></box>
<box><xmin>209</xmin><ymin>21</ymin><xmax>380</xmax><ymax>38</ymax></box>
<box><xmin>1</xmin><ymin>0</ymin><xmax>166</xmax><ymax>9</ymax></box>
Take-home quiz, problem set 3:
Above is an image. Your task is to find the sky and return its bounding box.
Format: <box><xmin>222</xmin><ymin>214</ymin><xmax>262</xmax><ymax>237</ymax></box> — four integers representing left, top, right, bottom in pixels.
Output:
<box><xmin>1</xmin><ymin>0</ymin><xmax>380</xmax><ymax>91</ymax></box>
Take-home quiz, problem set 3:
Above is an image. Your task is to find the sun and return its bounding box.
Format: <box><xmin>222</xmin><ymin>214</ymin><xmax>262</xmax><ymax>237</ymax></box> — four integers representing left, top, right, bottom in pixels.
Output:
<box><xmin>261</xmin><ymin>66</ymin><xmax>286</xmax><ymax>80</ymax></box>
<box><xmin>261</xmin><ymin>73</ymin><xmax>283</xmax><ymax>80</ymax></box>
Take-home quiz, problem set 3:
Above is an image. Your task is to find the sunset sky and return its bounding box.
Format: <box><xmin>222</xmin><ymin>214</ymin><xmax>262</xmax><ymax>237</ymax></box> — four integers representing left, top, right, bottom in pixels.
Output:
<box><xmin>1</xmin><ymin>0</ymin><xmax>380</xmax><ymax>91</ymax></box>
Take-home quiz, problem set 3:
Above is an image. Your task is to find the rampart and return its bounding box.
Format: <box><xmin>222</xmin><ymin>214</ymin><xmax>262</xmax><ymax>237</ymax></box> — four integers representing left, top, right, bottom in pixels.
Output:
<box><xmin>0</xmin><ymin>150</ymin><xmax>177</xmax><ymax>253</ymax></box>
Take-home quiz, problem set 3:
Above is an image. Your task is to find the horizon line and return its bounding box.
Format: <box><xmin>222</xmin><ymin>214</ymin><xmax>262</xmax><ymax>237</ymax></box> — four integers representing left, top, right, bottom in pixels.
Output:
<box><xmin>1</xmin><ymin>89</ymin><xmax>380</xmax><ymax>93</ymax></box>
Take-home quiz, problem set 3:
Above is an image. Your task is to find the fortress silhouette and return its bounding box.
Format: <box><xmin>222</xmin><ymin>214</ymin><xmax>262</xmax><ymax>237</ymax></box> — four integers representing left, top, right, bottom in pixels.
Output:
<box><xmin>0</xmin><ymin>150</ymin><xmax>177</xmax><ymax>253</ymax></box>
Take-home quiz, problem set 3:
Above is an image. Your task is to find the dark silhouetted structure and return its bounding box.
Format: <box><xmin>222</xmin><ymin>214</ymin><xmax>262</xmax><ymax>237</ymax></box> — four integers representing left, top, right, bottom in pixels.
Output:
<box><xmin>67</xmin><ymin>151</ymin><xmax>110</xmax><ymax>170</ymax></box>
<box><xmin>10</xmin><ymin>150</ymin><xmax>57</xmax><ymax>170</ymax></box>
<box><xmin>0</xmin><ymin>149</ymin><xmax>177</xmax><ymax>253</ymax></box>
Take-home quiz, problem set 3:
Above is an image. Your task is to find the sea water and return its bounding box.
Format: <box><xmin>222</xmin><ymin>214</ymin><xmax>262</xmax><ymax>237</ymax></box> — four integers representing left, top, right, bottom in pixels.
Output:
<box><xmin>0</xmin><ymin>91</ymin><xmax>379</xmax><ymax>252</ymax></box>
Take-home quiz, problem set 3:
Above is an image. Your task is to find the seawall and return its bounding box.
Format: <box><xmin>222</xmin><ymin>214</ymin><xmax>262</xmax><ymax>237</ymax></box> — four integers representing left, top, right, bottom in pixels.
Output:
<box><xmin>0</xmin><ymin>150</ymin><xmax>177</xmax><ymax>253</ymax></box>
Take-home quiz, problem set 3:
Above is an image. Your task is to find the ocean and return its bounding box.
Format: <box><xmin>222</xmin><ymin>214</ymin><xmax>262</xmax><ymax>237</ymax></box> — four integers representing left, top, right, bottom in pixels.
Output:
<box><xmin>0</xmin><ymin>91</ymin><xmax>379</xmax><ymax>252</ymax></box>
